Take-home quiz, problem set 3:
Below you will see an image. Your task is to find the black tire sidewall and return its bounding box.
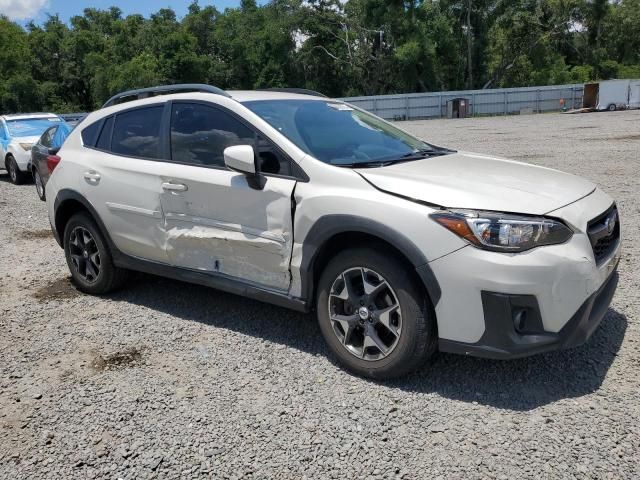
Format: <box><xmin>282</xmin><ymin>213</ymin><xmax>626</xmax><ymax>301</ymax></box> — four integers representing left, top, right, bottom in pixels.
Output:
<box><xmin>8</xmin><ymin>156</ymin><xmax>21</xmax><ymax>184</ymax></box>
<box><xmin>34</xmin><ymin>170</ymin><xmax>46</xmax><ymax>200</ymax></box>
<box><xmin>63</xmin><ymin>213</ymin><xmax>114</xmax><ymax>294</ymax></box>
<box><xmin>316</xmin><ymin>248</ymin><xmax>435</xmax><ymax>378</ymax></box>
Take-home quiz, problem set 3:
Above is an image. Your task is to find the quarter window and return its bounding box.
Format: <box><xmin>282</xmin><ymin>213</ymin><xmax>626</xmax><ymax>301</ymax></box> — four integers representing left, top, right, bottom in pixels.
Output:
<box><xmin>170</xmin><ymin>103</ymin><xmax>255</xmax><ymax>168</ymax></box>
<box><xmin>112</xmin><ymin>106</ymin><xmax>163</xmax><ymax>159</ymax></box>
<box><xmin>40</xmin><ymin>127</ymin><xmax>55</xmax><ymax>148</ymax></box>
<box><xmin>96</xmin><ymin>116</ymin><xmax>114</xmax><ymax>151</ymax></box>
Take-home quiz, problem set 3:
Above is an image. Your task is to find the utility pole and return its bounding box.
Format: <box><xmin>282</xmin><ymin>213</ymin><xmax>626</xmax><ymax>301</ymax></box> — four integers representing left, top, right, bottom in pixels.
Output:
<box><xmin>466</xmin><ymin>0</ymin><xmax>473</xmax><ymax>89</ymax></box>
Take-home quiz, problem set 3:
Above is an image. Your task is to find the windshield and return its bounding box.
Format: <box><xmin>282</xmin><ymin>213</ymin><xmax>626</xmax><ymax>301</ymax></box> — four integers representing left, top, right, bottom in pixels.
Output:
<box><xmin>6</xmin><ymin>118</ymin><xmax>62</xmax><ymax>138</ymax></box>
<box><xmin>244</xmin><ymin>99</ymin><xmax>437</xmax><ymax>166</ymax></box>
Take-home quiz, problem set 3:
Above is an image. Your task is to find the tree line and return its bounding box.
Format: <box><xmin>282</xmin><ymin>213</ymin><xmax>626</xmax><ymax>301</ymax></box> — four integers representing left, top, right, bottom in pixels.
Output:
<box><xmin>1</xmin><ymin>0</ymin><xmax>639</xmax><ymax>113</ymax></box>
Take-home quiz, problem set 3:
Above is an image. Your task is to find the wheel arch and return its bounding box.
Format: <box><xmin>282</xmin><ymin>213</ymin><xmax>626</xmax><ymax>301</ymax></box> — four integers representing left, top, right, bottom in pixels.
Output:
<box><xmin>53</xmin><ymin>189</ymin><xmax>115</xmax><ymax>253</ymax></box>
<box><xmin>299</xmin><ymin>214</ymin><xmax>441</xmax><ymax>308</ymax></box>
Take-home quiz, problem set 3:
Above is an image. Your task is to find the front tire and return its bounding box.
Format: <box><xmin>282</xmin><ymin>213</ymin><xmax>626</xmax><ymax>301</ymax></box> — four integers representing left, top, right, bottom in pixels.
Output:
<box><xmin>607</xmin><ymin>104</ymin><xmax>616</xmax><ymax>112</ymax></box>
<box><xmin>63</xmin><ymin>213</ymin><xmax>128</xmax><ymax>294</ymax></box>
<box><xmin>316</xmin><ymin>248</ymin><xmax>437</xmax><ymax>379</ymax></box>
<box><xmin>6</xmin><ymin>155</ymin><xmax>28</xmax><ymax>185</ymax></box>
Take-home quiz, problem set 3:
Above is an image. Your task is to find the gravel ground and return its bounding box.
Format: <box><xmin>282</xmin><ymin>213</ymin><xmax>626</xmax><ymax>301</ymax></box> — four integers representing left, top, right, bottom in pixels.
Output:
<box><xmin>1</xmin><ymin>110</ymin><xmax>639</xmax><ymax>479</ymax></box>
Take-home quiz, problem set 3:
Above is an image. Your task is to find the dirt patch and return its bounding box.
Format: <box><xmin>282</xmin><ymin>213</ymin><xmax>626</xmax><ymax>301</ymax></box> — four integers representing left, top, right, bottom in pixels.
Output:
<box><xmin>33</xmin><ymin>277</ymin><xmax>80</xmax><ymax>301</ymax></box>
<box><xmin>90</xmin><ymin>347</ymin><xmax>143</xmax><ymax>371</ymax></box>
<box><xmin>18</xmin><ymin>229</ymin><xmax>52</xmax><ymax>240</ymax></box>
<box><xmin>611</xmin><ymin>134</ymin><xmax>640</xmax><ymax>141</ymax></box>
<box><xmin>584</xmin><ymin>134</ymin><xmax>640</xmax><ymax>142</ymax></box>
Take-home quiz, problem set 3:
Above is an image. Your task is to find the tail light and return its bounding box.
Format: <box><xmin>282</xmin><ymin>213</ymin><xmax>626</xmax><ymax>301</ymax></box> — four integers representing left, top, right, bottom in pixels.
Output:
<box><xmin>46</xmin><ymin>155</ymin><xmax>61</xmax><ymax>174</ymax></box>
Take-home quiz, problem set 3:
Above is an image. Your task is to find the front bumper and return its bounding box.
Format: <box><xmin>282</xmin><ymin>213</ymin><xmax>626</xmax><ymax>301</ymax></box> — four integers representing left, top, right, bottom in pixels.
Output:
<box><xmin>439</xmin><ymin>264</ymin><xmax>618</xmax><ymax>359</ymax></box>
<box><xmin>430</xmin><ymin>187</ymin><xmax>621</xmax><ymax>359</ymax></box>
<box><xmin>10</xmin><ymin>147</ymin><xmax>32</xmax><ymax>171</ymax></box>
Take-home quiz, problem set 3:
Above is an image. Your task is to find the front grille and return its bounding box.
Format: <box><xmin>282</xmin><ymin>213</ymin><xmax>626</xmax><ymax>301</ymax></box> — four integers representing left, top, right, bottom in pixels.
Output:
<box><xmin>587</xmin><ymin>205</ymin><xmax>620</xmax><ymax>264</ymax></box>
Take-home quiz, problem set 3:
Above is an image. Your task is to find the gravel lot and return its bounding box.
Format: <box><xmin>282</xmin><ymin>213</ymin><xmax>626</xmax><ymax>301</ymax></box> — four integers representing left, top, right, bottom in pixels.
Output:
<box><xmin>1</xmin><ymin>110</ymin><xmax>639</xmax><ymax>479</ymax></box>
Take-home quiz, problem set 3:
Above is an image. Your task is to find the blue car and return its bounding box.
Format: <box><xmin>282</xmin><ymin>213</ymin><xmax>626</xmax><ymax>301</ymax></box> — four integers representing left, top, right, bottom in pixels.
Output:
<box><xmin>0</xmin><ymin>113</ymin><xmax>65</xmax><ymax>184</ymax></box>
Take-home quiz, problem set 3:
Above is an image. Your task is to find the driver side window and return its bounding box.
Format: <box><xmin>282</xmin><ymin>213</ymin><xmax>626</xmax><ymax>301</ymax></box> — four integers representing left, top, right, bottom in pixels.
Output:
<box><xmin>170</xmin><ymin>102</ymin><xmax>292</xmax><ymax>176</ymax></box>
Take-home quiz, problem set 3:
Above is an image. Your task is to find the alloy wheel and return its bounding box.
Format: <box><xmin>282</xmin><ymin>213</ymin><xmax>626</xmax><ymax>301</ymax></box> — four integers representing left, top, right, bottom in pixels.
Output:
<box><xmin>328</xmin><ymin>267</ymin><xmax>402</xmax><ymax>361</ymax></box>
<box><xmin>68</xmin><ymin>226</ymin><xmax>101</xmax><ymax>283</ymax></box>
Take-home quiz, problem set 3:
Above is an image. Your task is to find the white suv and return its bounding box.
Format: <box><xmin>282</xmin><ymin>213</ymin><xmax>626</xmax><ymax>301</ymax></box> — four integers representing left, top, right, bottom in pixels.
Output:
<box><xmin>46</xmin><ymin>84</ymin><xmax>621</xmax><ymax>378</ymax></box>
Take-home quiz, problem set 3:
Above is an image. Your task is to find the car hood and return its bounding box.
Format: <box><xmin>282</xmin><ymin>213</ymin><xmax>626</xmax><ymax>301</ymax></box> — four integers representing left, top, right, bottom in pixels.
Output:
<box><xmin>356</xmin><ymin>151</ymin><xmax>596</xmax><ymax>215</ymax></box>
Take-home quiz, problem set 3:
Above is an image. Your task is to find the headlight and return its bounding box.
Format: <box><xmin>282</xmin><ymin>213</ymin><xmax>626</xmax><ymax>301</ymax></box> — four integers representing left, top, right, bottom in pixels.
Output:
<box><xmin>19</xmin><ymin>143</ymin><xmax>34</xmax><ymax>151</ymax></box>
<box><xmin>430</xmin><ymin>209</ymin><xmax>573</xmax><ymax>252</ymax></box>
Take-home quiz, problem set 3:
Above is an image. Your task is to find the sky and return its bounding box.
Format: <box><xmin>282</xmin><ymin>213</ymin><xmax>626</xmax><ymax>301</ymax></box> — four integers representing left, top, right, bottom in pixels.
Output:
<box><xmin>0</xmin><ymin>0</ymin><xmax>255</xmax><ymax>24</ymax></box>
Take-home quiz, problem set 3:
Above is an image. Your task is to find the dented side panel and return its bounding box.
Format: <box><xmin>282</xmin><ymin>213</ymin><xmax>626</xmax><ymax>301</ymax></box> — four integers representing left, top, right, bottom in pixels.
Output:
<box><xmin>160</xmin><ymin>164</ymin><xmax>296</xmax><ymax>291</ymax></box>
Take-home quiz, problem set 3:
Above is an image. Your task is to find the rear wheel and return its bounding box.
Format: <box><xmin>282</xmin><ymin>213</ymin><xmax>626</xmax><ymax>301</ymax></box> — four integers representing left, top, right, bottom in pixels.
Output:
<box><xmin>316</xmin><ymin>247</ymin><xmax>437</xmax><ymax>379</ymax></box>
<box><xmin>63</xmin><ymin>213</ymin><xmax>128</xmax><ymax>294</ymax></box>
<box><xmin>6</xmin><ymin>155</ymin><xmax>27</xmax><ymax>185</ymax></box>
<box><xmin>33</xmin><ymin>169</ymin><xmax>46</xmax><ymax>201</ymax></box>
<box><xmin>607</xmin><ymin>104</ymin><xmax>617</xmax><ymax>112</ymax></box>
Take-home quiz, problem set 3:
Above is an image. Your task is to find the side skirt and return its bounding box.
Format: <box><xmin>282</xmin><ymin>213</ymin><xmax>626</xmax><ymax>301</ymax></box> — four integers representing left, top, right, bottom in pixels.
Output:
<box><xmin>113</xmin><ymin>252</ymin><xmax>309</xmax><ymax>313</ymax></box>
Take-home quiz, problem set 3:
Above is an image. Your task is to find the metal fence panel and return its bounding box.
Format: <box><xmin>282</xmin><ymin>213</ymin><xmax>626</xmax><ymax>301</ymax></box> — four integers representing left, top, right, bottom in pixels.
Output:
<box><xmin>341</xmin><ymin>84</ymin><xmax>584</xmax><ymax>120</ymax></box>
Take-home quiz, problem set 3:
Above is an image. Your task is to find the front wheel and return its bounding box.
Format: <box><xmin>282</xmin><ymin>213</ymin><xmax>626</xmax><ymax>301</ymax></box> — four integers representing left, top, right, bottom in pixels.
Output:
<box><xmin>6</xmin><ymin>155</ymin><xmax>28</xmax><ymax>185</ymax></box>
<box><xmin>316</xmin><ymin>248</ymin><xmax>437</xmax><ymax>379</ymax></box>
<box><xmin>607</xmin><ymin>104</ymin><xmax>617</xmax><ymax>112</ymax></box>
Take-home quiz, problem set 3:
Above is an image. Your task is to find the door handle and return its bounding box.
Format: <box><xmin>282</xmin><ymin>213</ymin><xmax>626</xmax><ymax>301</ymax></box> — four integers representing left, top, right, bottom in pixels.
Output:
<box><xmin>84</xmin><ymin>171</ymin><xmax>101</xmax><ymax>182</ymax></box>
<box><xmin>162</xmin><ymin>182</ymin><xmax>188</xmax><ymax>192</ymax></box>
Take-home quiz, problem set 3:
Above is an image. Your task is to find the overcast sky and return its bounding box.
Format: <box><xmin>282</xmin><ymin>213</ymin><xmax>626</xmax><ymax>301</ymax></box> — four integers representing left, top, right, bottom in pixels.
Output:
<box><xmin>0</xmin><ymin>0</ymin><xmax>260</xmax><ymax>24</ymax></box>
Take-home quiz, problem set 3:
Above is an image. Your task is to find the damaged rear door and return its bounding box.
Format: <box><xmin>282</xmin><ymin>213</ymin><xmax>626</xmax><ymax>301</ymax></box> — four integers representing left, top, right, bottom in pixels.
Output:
<box><xmin>160</xmin><ymin>101</ymin><xmax>297</xmax><ymax>292</ymax></box>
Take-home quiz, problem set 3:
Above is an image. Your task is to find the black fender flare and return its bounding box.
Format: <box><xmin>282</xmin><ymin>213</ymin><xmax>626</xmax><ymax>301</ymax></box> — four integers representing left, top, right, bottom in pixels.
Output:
<box><xmin>298</xmin><ymin>214</ymin><xmax>441</xmax><ymax>307</ymax></box>
<box><xmin>53</xmin><ymin>189</ymin><xmax>117</xmax><ymax>255</ymax></box>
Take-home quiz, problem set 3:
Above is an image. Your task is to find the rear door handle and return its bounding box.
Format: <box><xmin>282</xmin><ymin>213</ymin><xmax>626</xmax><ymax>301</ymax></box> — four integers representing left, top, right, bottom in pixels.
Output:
<box><xmin>162</xmin><ymin>182</ymin><xmax>188</xmax><ymax>192</ymax></box>
<box><xmin>84</xmin><ymin>171</ymin><xmax>101</xmax><ymax>182</ymax></box>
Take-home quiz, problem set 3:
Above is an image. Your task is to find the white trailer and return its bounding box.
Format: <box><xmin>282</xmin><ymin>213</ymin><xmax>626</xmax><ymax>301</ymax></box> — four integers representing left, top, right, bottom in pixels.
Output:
<box><xmin>582</xmin><ymin>79</ymin><xmax>640</xmax><ymax>111</ymax></box>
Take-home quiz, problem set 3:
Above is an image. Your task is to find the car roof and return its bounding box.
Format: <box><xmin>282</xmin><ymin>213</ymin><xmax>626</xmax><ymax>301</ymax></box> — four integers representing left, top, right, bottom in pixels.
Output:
<box><xmin>1</xmin><ymin>113</ymin><xmax>59</xmax><ymax>121</ymax></box>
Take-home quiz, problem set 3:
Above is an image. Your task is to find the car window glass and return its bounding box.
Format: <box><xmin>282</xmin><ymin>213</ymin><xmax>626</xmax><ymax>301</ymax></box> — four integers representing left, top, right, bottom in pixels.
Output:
<box><xmin>96</xmin><ymin>116</ymin><xmax>114</xmax><ymax>151</ymax></box>
<box><xmin>170</xmin><ymin>103</ymin><xmax>255</xmax><ymax>168</ymax></box>
<box><xmin>40</xmin><ymin>128</ymin><xmax>55</xmax><ymax>147</ymax></box>
<box><xmin>112</xmin><ymin>107</ymin><xmax>163</xmax><ymax>159</ymax></box>
<box><xmin>81</xmin><ymin>121</ymin><xmax>101</xmax><ymax>146</ymax></box>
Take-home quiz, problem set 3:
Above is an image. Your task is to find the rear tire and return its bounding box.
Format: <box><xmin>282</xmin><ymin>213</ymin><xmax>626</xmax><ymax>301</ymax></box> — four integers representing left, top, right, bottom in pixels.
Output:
<box><xmin>33</xmin><ymin>169</ymin><xmax>46</xmax><ymax>201</ymax></box>
<box><xmin>316</xmin><ymin>247</ymin><xmax>437</xmax><ymax>379</ymax></box>
<box><xmin>6</xmin><ymin>155</ymin><xmax>28</xmax><ymax>185</ymax></box>
<box><xmin>63</xmin><ymin>212</ymin><xmax>129</xmax><ymax>294</ymax></box>
<box><xmin>607</xmin><ymin>104</ymin><xmax>616</xmax><ymax>112</ymax></box>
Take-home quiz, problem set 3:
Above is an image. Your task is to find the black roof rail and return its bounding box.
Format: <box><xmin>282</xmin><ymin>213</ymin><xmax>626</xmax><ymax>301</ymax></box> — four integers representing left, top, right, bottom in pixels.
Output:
<box><xmin>102</xmin><ymin>84</ymin><xmax>231</xmax><ymax>108</ymax></box>
<box><xmin>259</xmin><ymin>88</ymin><xmax>328</xmax><ymax>98</ymax></box>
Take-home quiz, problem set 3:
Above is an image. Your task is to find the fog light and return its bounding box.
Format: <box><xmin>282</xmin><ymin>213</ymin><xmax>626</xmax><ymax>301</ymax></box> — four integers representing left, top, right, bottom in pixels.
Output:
<box><xmin>513</xmin><ymin>309</ymin><xmax>528</xmax><ymax>333</ymax></box>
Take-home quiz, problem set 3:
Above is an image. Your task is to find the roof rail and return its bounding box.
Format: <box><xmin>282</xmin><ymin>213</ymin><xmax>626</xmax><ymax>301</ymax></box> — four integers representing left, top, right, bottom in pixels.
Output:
<box><xmin>102</xmin><ymin>84</ymin><xmax>230</xmax><ymax>108</ymax></box>
<box><xmin>259</xmin><ymin>88</ymin><xmax>328</xmax><ymax>98</ymax></box>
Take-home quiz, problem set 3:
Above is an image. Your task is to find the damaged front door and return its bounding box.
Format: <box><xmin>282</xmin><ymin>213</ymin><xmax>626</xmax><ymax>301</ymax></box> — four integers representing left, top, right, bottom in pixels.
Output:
<box><xmin>160</xmin><ymin>102</ymin><xmax>297</xmax><ymax>292</ymax></box>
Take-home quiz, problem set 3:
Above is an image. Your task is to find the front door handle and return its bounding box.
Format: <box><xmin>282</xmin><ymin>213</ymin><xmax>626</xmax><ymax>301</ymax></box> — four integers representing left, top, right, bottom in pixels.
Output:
<box><xmin>84</xmin><ymin>171</ymin><xmax>101</xmax><ymax>183</ymax></box>
<box><xmin>162</xmin><ymin>182</ymin><xmax>188</xmax><ymax>192</ymax></box>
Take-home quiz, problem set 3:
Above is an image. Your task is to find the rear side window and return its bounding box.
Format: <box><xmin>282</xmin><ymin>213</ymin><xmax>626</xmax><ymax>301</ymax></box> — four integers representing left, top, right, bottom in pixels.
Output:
<box><xmin>96</xmin><ymin>116</ymin><xmax>114</xmax><ymax>151</ymax></box>
<box><xmin>40</xmin><ymin>127</ymin><xmax>55</xmax><ymax>147</ymax></box>
<box><xmin>112</xmin><ymin>107</ymin><xmax>163</xmax><ymax>159</ymax></box>
<box><xmin>170</xmin><ymin>103</ymin><xmax>255</xmax><ymax>167</ymax></box>
<box><xmin>81</xmin><ymin>121</ymin><xmax>101</xmax><ymax>146</ymax></box>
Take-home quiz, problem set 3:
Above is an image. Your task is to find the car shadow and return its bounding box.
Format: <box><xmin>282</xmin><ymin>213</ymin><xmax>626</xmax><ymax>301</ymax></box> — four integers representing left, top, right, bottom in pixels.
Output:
<box><xmin>112</xmin><ymin>273</ymin><xmax>627</xmax><ymax>411</ymax></box>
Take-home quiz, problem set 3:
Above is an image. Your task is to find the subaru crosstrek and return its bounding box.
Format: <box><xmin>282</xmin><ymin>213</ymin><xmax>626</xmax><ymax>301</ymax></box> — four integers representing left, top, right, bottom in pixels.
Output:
<box><xmin>45</xmin><ymin>85</ymin><xmax>621</xmax><ymax>378</ymax></box>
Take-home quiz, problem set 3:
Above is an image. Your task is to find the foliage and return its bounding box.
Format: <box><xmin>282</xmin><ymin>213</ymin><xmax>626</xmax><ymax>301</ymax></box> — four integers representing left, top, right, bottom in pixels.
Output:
<box><xmin>0</xmin><ymin>0</ymin><xmax>638</xmax><ymax>113</ymax></box>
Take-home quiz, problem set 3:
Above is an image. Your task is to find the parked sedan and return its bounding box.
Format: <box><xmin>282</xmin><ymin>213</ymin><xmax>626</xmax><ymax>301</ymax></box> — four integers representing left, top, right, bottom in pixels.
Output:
<box><xmin>31</xmin><ymin>122</ymin><xmax>72</xmax><ymax>201</ymax></box>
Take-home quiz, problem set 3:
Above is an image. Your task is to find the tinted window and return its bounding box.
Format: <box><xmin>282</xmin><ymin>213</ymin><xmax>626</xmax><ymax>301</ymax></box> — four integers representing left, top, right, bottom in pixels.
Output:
<box><xmin>170</xmin><ymin>103</ymin><xmax>255</xmax><ymax>168</ymax></box>
<box><xmin>96</xmin><ymin>116</ymin><xmax>114</xmax><ymax>151</ymax></box>
<box><xmin>81</xmin><ymin>121</ymin><xmax>101</xmax><ymax>146</ymax></box>
<box><xmin>112</xmin><ymin>107</ymin><xmax>163</xmax><ymax>159</ymax></box>
<box><xmin>40</xmin><ymin>127</ymin><xmax>55</xmax><ymax>147</ymax></box>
